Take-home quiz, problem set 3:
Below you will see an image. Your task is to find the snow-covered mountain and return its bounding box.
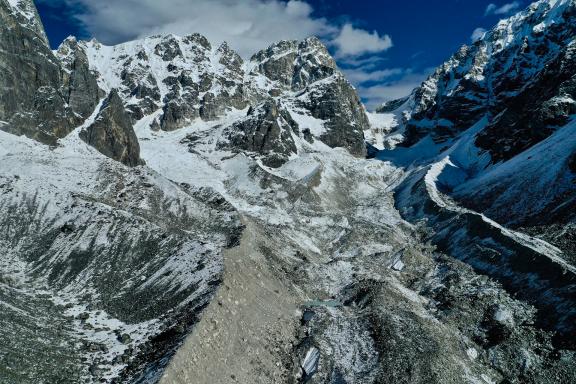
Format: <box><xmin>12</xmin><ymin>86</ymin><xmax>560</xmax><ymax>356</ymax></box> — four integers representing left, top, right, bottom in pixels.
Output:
<box><xmin>378</xmin><ymin>0</ymin><xmax>576</xmax><ymax>230</ymax></box>
<box><xmin>0</xmin><ymin>0</ymin><xmax>575</xmax><ymax>383</ymax></box>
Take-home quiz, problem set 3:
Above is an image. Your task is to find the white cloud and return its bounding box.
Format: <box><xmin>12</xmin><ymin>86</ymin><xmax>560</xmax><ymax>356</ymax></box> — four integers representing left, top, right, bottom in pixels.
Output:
<box><xmin>43</xmin><ymin>0</ymin><xmax>400</xmax><ymax>108</ymax></box>
<box><xmin>471</xmin><ymin>27</ymin><xmax>487</xmax><ymax>42</ymax></box>
<box><xmin>343</xmin><ymin>68</ymin><xmax>404</xmax><ymax>84</ymax></box>
<box><xmin>49</xmin><ymin>0</ymin><xmax>394</xmax><ymax>61</ymax></box>
<box><xmin>53</xmin><ymin>0</ymin><xmax>337</xmax><ymax>58</ymax></box>
<box><xmin>333</xmin><ymin>23</ymin><xmax>393</xmax><ymax>58</ymax></box>
<box><xmin>485</xmin><ymin>2</ymin><xmax>521</xmax><ymax>16</ymax></box>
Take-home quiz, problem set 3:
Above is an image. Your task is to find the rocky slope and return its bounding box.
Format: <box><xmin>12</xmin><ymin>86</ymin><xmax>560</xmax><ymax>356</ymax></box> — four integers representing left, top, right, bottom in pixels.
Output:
<box><xmin>0</xmin><ymin>0</ymin><xmax>575</xmax><ymax>383</ymax></box>
<box><xmin>372</xmin><ymin>0</ymin><xmax>576</xmax><ymax>367</ymax></box>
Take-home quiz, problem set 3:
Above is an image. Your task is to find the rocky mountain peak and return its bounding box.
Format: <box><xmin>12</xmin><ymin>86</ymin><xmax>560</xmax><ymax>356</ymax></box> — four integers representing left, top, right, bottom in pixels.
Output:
<box><xmin>248</xmin><ymin>36</ymin><xmax>337</xmax><ymax>91</ymax></box>
<box><xmin>0</xmin><ymin>0</ymin><xmax>82</xmax><ymax>144</ymax></box>
<box><xmin>181</xmin><ymin>33</ymin><xmax>211</xmax><ymax>50</ymax></box>
<box><xmin>2</xmin><ymin>0</ymin><xmax>49</xmax><ymax>45</ymax></box>
<box><xmin>397</xmin><ymin>0</ymin><xmax>576</xmax><ymax>151</ymax></box>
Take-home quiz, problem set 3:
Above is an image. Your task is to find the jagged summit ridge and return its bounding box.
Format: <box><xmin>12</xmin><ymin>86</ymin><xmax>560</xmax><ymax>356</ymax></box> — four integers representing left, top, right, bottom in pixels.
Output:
<box><xmin>248</xmin><ymin>36</ymin><xmax>337</xmax><ymax>91</ymax></box>
<box><xmin>62</xmin><ymin>31</ymin><xmax>368</xmax><ymax>163</ymax></box>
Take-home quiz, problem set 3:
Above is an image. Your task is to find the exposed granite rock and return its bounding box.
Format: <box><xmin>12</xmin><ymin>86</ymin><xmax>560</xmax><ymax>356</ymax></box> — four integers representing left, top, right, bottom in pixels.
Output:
<box><xmin>402</xmin><ymin>0</ymin><xmax>576</xmax><ymax>152</ymax></box>
<box><xmin>476</xmin><ymin>39</ymin><xmax>576</xmax><ymax>162</ymax></box>
<box><xmin>2</xmin><ymin>0</ymin><xmax>49</xmax><ymax>45</ymax></box>
<box><xmin>159</xmin><ymin>41</ymin><xmax>249</xmax><ymax>130</ymax></box>
<box><xmin>297</xmin><ymin>74</ymin><xmax>368</xmax><ymax>157</ymax></box>
<box><xmin>57</xmin><ymin>36</ymin><xmax>103</xmax><ymax>119</ymax></box>
<box><xmin>217</xmin><ymin>100</ymin><xmax>297</xmax><ymax>167</ymax></box>
<box><xmin>0</xmin><ymin>0</ymin><xmax>80</xmax><ymax>144</ymax></box>
<box><xmin>80</xmin><ymin>90</ymin><xmax>143</xmax><ymax>166</ymax></box>
<box><xmin>246</xmin><ymin>38</ymin><xmax>368</xmax><ymax>157</ymax></box>
<box><xmin>249</xmin><ymin>37</ymin><xmax>337</xmax><ymax>92</ymax></box>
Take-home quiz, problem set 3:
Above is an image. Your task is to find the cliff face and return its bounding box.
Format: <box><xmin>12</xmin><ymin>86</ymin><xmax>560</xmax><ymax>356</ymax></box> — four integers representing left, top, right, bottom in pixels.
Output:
<box><xmin>80</xmin><ymin>90</ymin><xmax>143</xmax><ymax>167</ymax></box>
<box><xmin>0</xmin><ymin>0</ymin><xmax>79</xmax><ymax>144</ymax></box>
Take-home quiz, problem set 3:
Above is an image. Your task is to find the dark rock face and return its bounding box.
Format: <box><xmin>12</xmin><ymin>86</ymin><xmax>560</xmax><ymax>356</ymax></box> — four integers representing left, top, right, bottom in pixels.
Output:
<box><xmin>476</xmin><ymin>39</ymin><xmax>576</xmax><ymax>162</ymax></box>
<box><xmin>249</xmin><ymin>37</ymin><xmax>337</xmax><ymax>92</ymax></box>
<box><xmin>403</xmin><ymin>0</ymin><xmax>576</xmax><ymax>155</ymax></box>
<box><xmin>57</xmin><ymin>37</ymin><xmax>103</xmax><ymax>119</ymax></box>
<box><xmin>218</xmin><ymin>100</ymin><xmax>297</xmax><ymax>167</ymax></box>
<box><xmin>298</xmin><ymin>74</ymin><xmax>368</xmax><ymax>157</ymax></box>
<box><xmin>246</xmin><ymin>38</ymin><xmax>367</xmax><ymax>157</ymax></box>
<box><xmin>0</xmin><ymin>0</ymin><xmax>80</xmax><ymax>144</ymax></box>
<box><xmin>80</xmin><ymin>90</ymin><xmax>143</xmax><ymax>167</ymax></box>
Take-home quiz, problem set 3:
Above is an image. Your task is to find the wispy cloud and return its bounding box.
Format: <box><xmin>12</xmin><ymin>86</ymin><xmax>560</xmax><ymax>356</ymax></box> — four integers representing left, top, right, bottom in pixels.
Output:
<box><xmin>42</xmin><ymin>0</ymin><xmax>337</xmax><ymax>58</ymax></box>
<box><xmin>332</xmin><ymin>23</ymin><xmax>393</xmax><ymax>58</ymax></box>
<box><xmin>42</xmin><ymin>0</ymin><xmax>396</xmax><ymax>62</ymax></box>
<box><xmin>343</xmin><ymin>68</ymin><xmax>404</xmax><ymax>84</ymax></box>
<box><xmin>471</xmin><ymin>27</ymin><xmax>487</xmax><ymax>42</ymax></box>
<box><xmin>337</xmin><ymin>55</ymin><xmax>387</xmax><ymax>70</ymax></box>
<box><xmin>484</xmin><ymin>1</ymin><xmax>521</xmax><ymax>16</ymax></box>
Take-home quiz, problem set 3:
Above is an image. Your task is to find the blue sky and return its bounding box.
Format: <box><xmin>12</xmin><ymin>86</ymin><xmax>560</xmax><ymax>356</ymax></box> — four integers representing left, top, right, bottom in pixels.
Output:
<box><xmin>36</xmin><ymin>0</ymin><xmax>528</xmax><ymax>109</ymax></box>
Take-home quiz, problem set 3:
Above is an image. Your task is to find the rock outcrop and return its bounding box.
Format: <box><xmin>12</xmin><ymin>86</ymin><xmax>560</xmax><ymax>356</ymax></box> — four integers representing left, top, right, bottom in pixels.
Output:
<box><xmin>80</xmin><ymin>90</ymin><xmax>143</xmax><ymax>167</ymax></box>
<box><xmin>0</xmin><ymin>0</ymin><xmax>80</xmax><ymax>144</ymax></box>
<box><xmin>218</xmin><ymin>100</ymin><xmax>298</xmax><ymax>167</ymax></box>
<box><xmin>249</xmin><ymin>37</ymin><xmax>337</xmax><ymax>92</ymax></box>
<box><xmin>57</xmin><ymin>36</ymin><xmax>103</xmax><ymax>119</ymax></box>
<box><xmin>296</xmin><ymin>74</ymin><xmax>369</xmax><ymax>157</ymax></box>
